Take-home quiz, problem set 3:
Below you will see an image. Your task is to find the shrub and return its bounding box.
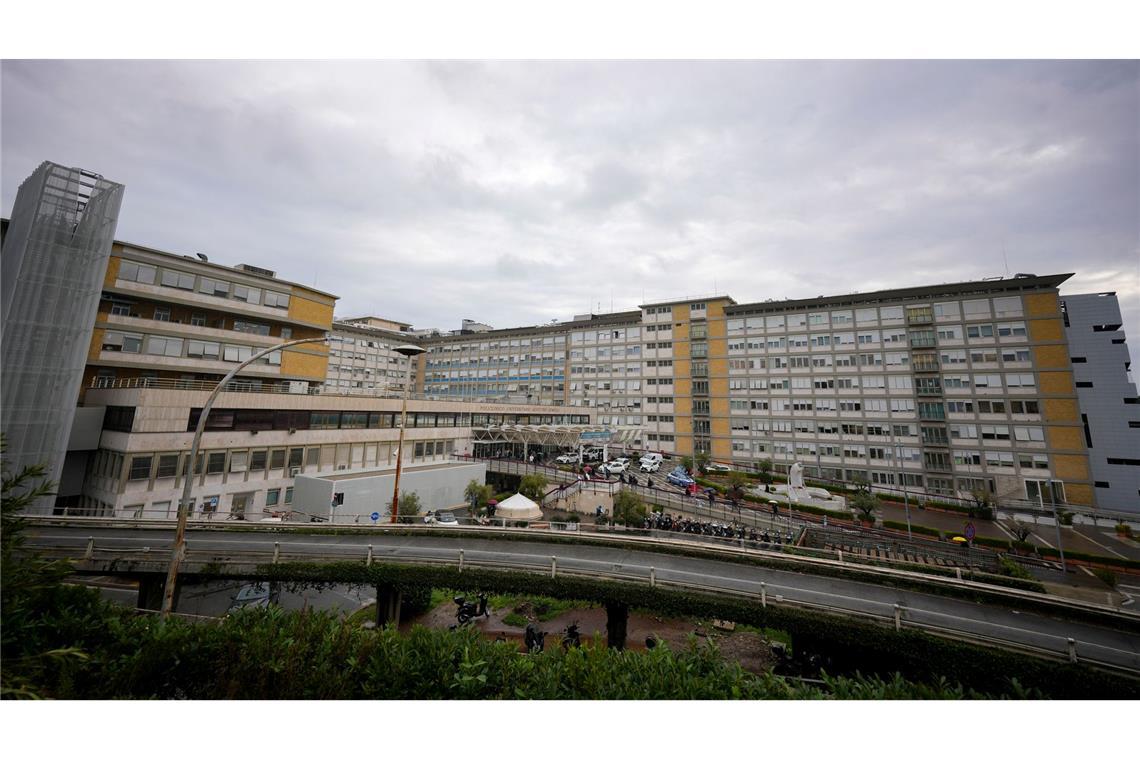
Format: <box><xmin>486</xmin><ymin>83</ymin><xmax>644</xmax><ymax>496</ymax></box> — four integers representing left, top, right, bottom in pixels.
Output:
<box><xmin>850</xmin><ymin>491</ymin><xmax>880</xmax><ymax>524</ymax></box>
<box><xmin>973</xmin><ymin>536</ymin><xmax>1012</xmax><ymax>551</ymax></box>
<box><xmin>997</xmin><ymin>556</ymin><xmax>1035</xmax><ymax>581</ymax></box>
<box><xmin>612</xmin><ymin>491</ymin><xmax>648</xmax><ymax>526</ymax></box>
<box><xmin>1115</xmin><ymin>523</ymin><xmax>1133</xmax><ymax>538</ymax></box>
<box><xmin>395</xmin><ymin>491</ymin><xmax>422</xmax><ymax>516</ymax></box>
<box><xmin>882</xmin><ymin>520</ymin><xmax>940</xmax><ymax>538</ymax></box>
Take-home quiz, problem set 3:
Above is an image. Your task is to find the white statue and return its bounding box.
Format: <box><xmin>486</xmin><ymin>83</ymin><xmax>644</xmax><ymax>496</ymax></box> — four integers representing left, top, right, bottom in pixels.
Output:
<box><xmin>789</xmin><ymin>461</ymin><xmax>805</xmax><ymax>490</ymax></box>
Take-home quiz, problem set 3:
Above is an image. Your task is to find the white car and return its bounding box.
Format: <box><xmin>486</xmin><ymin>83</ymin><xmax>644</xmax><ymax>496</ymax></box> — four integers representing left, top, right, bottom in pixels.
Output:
<box><xmin>604</xmin><ymin>459</ymin><xmax>629</xmax><ymax>474</ymax></box>
<box><xmin>705</xmin><ymin>463</ymin><xmax>731</xmax><ymax>473</ymax></box>
<box><xmin>639</xmin><ymin>460</ymin><xmax>660</xmax><ymax>473</ymax></box>
<box><xmin>556</xmin><ymin>453</ymin><xmax>579</xmax><ymax>464</ymax></box>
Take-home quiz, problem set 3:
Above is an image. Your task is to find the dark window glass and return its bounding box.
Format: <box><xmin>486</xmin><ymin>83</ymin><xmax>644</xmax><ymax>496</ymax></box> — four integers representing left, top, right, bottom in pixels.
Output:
<box><xmin>207</xmin><ymin>452</ymin><xmax>226</xmax><ymax>474</ymax></box>
<box><xmin>288</xmin><ymin>448</ymin><xmax>304</xmax><ymax>468</ymax></box>
<box><xmin>156</xmin><ymin>455</ymin><xmax>179</xmax><ymax>478</ymax></box>
<box><xmin>250</xmin><ymin>451</ymin><xmax>267</xmax><ymax>471</ymax></box>
<box><xmin>234</xmin><ymin>409</ymin><xmax>275</xmax><ymax>431</ymax></box>
<box><xmin>128</xmin><ymin>456</ymin><xmax>153</xmax><ymax>480</ymax></box>
<box><xmin>269</xmin><ymin>449</ymin><xmax>286</xmax><ymax>469</ymax></box>
<box><xmin>341</xmin><ymin>412</ymin><xmax>367</xmax><ymax>429</ymax></box>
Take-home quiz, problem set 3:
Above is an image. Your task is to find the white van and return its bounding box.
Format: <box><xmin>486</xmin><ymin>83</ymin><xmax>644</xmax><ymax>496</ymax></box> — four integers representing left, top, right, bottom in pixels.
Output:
<box><xmin>639</xmin><ymin>453</ymin><xmax>663</xmax><ymax>472</ymax></box>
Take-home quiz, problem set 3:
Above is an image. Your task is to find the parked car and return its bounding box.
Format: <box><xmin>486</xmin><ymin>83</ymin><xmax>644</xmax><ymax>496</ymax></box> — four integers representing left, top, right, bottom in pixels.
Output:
<box><xmin>639</xmin><ymin>460</ymin><xmax>660</xmax><ymax>473</ymax></box>
<box><xmin>556</xmin><ymin>453</ymin><xmax>579</xmax><ymax>464</ymax></box>
<box><xmin>666</xmin><ymin>467</ymin><xmax>695</xmax><ymax>488</ymax></box>
<box><xmin>705</xmin><ymin>462</ymin><xmax>731</xmax><ymax>473</ymax></box>
<box><xmin>435</xmin><ymin>511</ymin><xmax>458</xmax><ymax>526</ymax></box>
<box><xmin>604</xmin><ymin>459</ymin><xmax>629</xmax><ymax>474</ymax></box>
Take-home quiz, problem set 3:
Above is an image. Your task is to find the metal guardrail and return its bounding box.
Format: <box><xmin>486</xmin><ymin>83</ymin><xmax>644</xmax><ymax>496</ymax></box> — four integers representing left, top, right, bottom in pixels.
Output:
<box><xmin>39</xmin><ymin>531</ymin><xmax>1139</xmax><ymax>673</ymax></box>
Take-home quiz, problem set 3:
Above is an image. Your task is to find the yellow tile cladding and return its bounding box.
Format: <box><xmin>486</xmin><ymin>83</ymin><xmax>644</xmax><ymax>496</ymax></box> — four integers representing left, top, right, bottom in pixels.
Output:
<box><xmin>1052</xmin><ymin>454</ymin><xmax>1090</xmax><ymax>482</ymax></box>
<box><xmin>1042</xmin><ymin>398</ymin><xmax>1080</xmax><ymax>423</ymax></box>
<box><xmin>288</xmin><ymin>292</ymin><xmax>335</xmax><ymax>328</ymax></box>
<box><xmin>1032</xmin><ymin>344</ymin><xmax>1070</xmax><ymax>369</ymax></box>
<box><xmin>103</xmin><ymin>256</ymin><xmax>121</xmax><ymax>288</ymax></box>
<box><xmin>281</xmin><ymin>346</ymin><xmax>329</xmax><ymax>380</ymax></box>
<box><xmin>1038</xmin><ymin>371</ymin><xmax>1074</xmax><ymax>395</ymax></box>
<box><xmin>1046</xmin><ymin>426</ymin><xmax>1084</xmax><ymax>451</ymax></box>
<box><xmin>1024</xmin><ymin>292</ymin><xmax>1060</xmax><ymax>318</ymax></box>
<box><xmin>1029</xmin><ymin>318</ymin><xmax>1065</xmax><ymax>342</ymax></box>
<box><xmin>1063</xmin><ymin>483</ymin><xmax>1093</xmax><ymax>507</ymax></box>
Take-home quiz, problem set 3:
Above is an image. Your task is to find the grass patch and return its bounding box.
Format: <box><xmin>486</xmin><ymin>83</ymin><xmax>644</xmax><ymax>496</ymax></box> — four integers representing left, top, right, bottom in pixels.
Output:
<box><xmin>502</xmin><ymin>612</ymin><xmax>529</xmax><ymax>627</ymax></box>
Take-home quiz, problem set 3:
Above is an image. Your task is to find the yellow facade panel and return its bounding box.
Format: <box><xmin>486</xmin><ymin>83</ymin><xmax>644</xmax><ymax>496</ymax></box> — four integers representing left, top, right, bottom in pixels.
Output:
<box><xmin>1038</xmin><ymin>371</ymin><xmax>1074</xmax><ymax>395</ymax></box>
<box><xmin>673</xmin><ymin>377</ymin><xmax>692</xmax><ymax>398</ymax></box>
<box><xmin>1033</xmin><ymin>344</ymin><xmax>1070</xmax><ymax>369</ymax></box>
<box><xmin>1029</xmin><ymin>318</ymin><xmax>1064</xmax><ymax>343</ymax></box>
<box><xmin>709</xmin><ymin>357</ymin><xmax>728</xmax><ymax>375</ymax></box>
<box><xmin>1042</xmin><ymin>398</ymin><xmax>1080</xmax><ymax>423</ymax></box>
<box><xmin>1063</xmin><ymin>483</ymin><xmax>1094</xmax><ymax>507</ymax></box>
<box><xmin>288</xmin><ymin>294</ymin><xmax>335</xmax><ymax>329</ymax></box>
<box><xmin>89</xmin><ymin>328</ymin><xmax>105</xmax><ymax>360</ymax></box>
<box><xmin>1046</xmin><ymin>425</ymin><xmax>1083</xmax><ymax>451</ymax></box>
<box><xmin>103</xmin><ymin>256</ymin><xmax>121</xmax><ymax>288</ymax></box>
<box><xmin>281</xmin><ymin>348</ymin><xmax>329</xmax><ymax>380</ymax></box>
<box><xmin>674</xmin><ymin>416</ymin><xmax>693</xmax><ymax>435</ymax></box>
<box><xmin>673</xmin><ymin>322</ymin><xmax>690</xmax><ymax>342</ymax></box>
<box><xmin>1052</xmin><ymin>454</ymin><xmax>1090</xmax><ymax>482</ymax></box>
<box><xmin>711</xmin><ymin>438</ymin><xmax>732</xmax><ymax>458</ymax></box>
<box><xmin>708</xmin><ymin>319</ymin><xmax>727</xmax><ymax>338</ymax></box>
<box><xmin>710</xmin><ymin>396</ymin><xmax>730</xmax><ymax>416</ymax></box>
<box><xmin>671</xmin><ymin>305</ymin><xmax>688</xmax><ymax>324</ymax></box>
<box><xmin>1024</xmin><ymin>292</ymin><xmax>1060</xmax><ymax>318</ymax></box>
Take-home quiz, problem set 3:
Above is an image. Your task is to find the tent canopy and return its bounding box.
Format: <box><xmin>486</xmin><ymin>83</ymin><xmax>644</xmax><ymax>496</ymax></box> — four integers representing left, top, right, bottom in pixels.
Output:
<box><xmin>495</xmin><ymin>492</ymin><xmax>542</xmax><ymax>520</ymax></box>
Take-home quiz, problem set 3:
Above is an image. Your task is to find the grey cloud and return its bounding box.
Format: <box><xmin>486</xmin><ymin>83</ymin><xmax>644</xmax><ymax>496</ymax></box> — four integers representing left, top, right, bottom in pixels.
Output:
<box><xmin>2</xmin><ymin>60</ymin><xmax>1137</xmax><ymax>354</ymax></box>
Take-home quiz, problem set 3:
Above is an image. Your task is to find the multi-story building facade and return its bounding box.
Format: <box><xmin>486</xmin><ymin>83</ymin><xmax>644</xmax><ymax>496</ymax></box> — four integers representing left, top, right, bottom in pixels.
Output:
<box><xmin>1062</xmin><ymin>292</ymin><xmax>1140</xmax><ymax>510</ymax></box>
<box><xmin>328</xmin><ymin>317</ymin><xmax>418</xmax><ymax>396</ymax></box>
<box><xmin>415</xmin><ymin>274</ymin><xmax>1104</xmax><ymax>508</ymax></box>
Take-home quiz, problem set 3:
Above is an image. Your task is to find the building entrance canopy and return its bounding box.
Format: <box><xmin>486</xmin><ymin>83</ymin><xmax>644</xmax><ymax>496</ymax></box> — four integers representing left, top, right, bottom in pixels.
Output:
<box><xmin>472</xmin><ymin>424</ymin><xmax>639</xmax><ymax>449</ymax></box>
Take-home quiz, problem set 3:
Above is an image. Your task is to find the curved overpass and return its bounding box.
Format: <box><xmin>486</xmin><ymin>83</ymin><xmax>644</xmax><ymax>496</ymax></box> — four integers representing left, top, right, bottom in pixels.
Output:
<box><xmin>24</xmin><ymin>519</ymin><xmax>1140</xmax><ymax>673</ymax></box>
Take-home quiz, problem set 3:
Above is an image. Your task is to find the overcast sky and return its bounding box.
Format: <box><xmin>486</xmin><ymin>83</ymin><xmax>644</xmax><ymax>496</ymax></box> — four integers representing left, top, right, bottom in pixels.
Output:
<box><xmin>2</xmin><ymin>60</ymin><xmax>1137</xmax><ymax>356</ymax></box>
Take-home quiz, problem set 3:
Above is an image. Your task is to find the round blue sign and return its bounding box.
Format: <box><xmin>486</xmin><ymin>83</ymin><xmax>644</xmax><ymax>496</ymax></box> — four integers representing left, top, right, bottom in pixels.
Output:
<box><xmin>964</xmin><ymin>522</ymin><xmax>976</xmax><ymax>540</ymax></box>
<box><xmin>370</xmin><ymin>512</ymin><xmax>380</xmax><ymax>522</ymax></box>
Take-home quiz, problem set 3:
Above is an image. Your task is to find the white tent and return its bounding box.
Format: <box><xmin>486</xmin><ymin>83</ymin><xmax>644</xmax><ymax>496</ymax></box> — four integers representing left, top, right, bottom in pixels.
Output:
<box><xmin>494</xmin><ymin>492</ymin><xmax>542</xmax><ymax>520</ymax></box>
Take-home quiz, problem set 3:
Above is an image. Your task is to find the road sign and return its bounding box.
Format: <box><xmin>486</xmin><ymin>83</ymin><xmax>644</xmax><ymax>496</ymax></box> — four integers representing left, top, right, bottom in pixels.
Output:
<box><xmin>370</xmin><ymin>511</ymin><xmax>380</xmax><ymax>523</ymax></box>
<box><xmin>578</xmin><ymin>430</ymin><xmax>613</xmax><ymax>442</ymax></box>
<box><xmin>965</xmin><ymin>522</ymin><xmax>976</xmax><ymax>541</ymax></box>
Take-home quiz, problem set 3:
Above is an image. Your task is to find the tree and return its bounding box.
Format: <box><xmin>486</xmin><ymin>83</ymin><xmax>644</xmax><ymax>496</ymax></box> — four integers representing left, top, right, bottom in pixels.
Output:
<box><xmin>850</xmin><ymin>491</ymin><xmax>880</xmax><ymax>525</ymax></box>
<box><xmin>464</xmin><ymin>479</ymin><xmax>493</xmax><ymax>516</ymax></box>
<box><xmin>1008</xmin><ymin>522</ymin><xmax>1033</xmax><ymax>543</ymax></box>
<box><xmin>695</xmin><ymin>451</ymin><xmax>710</xmax><ymax>474</ymax></box>
<box><xmin>757</xmin><ymin>459</ymin><xmax>773</xmax><ymax>485</ymax></box>
<box><xmin>851</xmin><ymin>476</ymin><xmax>871</xmax><ymax>496</ymax></box>
<box><xmin>612</xmin><ymin>491</ymin><xmax>648</xmax><ymax>527</ymax></box>
<box><xmin>519</xmin><ymin>474</ymin><xmax>548</xmax><ymax>502</ymax></box>
<box><xmin>728</xmin><ymin>471</ymin><xmax>749</xmax><ymax>490</ymax></box>
<box><xmin>969</xmin><ymin>489</ymin><xmax>992</xmax><ymax>519</ymax></box>
<box><xmin>680</xmin><ymin>455</ymin><xmax>694</xmax><ymax>473</ymax></box>
<box><xmin>394</xmin><ymin>491</ymin><xmax>422</xmax><ymax>517</ymax></box>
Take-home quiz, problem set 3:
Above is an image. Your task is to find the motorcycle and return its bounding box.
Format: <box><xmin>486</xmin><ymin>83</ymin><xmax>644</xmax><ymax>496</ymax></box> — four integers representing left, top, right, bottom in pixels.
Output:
<box><xmin>524</xmin><ymin>623</ymin><xmax>547</xmax><ymax>653</ymax></box>
<box><xmin>562</xmin><ymin>621</ymin><xmax>582</xmax><ymax>650</ymax></box>
<box><xmin>453</xmin><ymin>592</ymin><xmax>490</xmax><ymax>625</ymax></box>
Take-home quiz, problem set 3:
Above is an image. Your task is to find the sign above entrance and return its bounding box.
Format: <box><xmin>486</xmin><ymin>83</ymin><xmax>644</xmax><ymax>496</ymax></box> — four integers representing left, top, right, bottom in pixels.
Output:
<box><xmin>578</xmin><ymin>431</ymin><xmax>613</xmax><ymax>443</ymax></box>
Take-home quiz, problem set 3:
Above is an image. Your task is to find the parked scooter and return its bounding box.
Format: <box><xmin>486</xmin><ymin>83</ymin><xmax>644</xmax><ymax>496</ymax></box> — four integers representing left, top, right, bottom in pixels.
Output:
<box><xmin>453</xmin><ymin>593</ymin><xmax>490</xmax><ymax>625</ymax></box>
<box><xmin>562</xmin><ymin>621</ymin><xmax>582</xmax><ymax>650</ymax></box>
<box><xmin>525</xmin><ymin>623</ymin><xmax>547</xmax><ymax>653</ymax></box>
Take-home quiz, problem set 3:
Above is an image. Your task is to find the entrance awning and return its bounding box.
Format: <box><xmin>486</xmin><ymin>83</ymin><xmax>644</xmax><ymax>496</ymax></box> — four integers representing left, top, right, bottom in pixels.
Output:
<box><xmin>471</xmin><ymin>424</ymin><xmax>640</xmax><ymax>448</ymax></box>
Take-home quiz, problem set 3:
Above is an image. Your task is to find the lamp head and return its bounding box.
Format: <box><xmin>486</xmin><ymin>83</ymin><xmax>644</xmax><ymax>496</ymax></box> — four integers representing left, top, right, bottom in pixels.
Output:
<box><xmin>394</xmin><ymin>344</ymin><xmax>426</xmax><ymax>358</ymax></box>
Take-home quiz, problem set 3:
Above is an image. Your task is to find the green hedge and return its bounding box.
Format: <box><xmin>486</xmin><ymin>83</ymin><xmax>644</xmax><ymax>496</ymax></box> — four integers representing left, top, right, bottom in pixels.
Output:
<box><xmin>250</xmin><ymin>562</ymin><xmax>1137</xmax><ymax>699</ymax></box>
<box><xmin>882</xmin><ymin>520</ymin><xmax>941</xmax><ymax>538</ymax></box>
<box><xmin>973</xmin><ymin>536</ymin><xmax>1013</xmax><ymax>551</ymax></box>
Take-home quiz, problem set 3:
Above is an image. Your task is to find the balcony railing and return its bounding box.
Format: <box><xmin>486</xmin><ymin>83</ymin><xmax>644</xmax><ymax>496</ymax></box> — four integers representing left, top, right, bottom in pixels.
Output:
<box><xmin>906</xmin><ymin>308</ymin><xmax>934</xmax><ymax>325</ymax></box>
<box><xmin>912</xmin><ymin>360</ymin><xmax>941</xmax><ymax>373</ymax></box>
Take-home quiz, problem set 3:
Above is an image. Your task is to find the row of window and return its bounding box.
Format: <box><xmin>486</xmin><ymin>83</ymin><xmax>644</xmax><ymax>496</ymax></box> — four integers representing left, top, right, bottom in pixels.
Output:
<box><xmin>101</xmin><ymin>331</ymin><xmax>283</xmax><ymax>365</ymax></box>
<box><xmin>726</xmin><ymin>297</ymin><xmax>1024</xmax><ymax>333</ymax></box>
<box><xmin>181</xmin><ymin>408</ymin><xmax>591</xmax><ymax>433</ymax></box>
<box><xmin>119</xmin><ymin>260</ymin><xmax>291</xmax><ymax>309</ymax></box>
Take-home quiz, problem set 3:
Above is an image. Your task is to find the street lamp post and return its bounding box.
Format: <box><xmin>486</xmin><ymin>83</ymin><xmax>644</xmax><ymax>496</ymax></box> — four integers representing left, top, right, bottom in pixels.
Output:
<box><xmin>1043</xmin><ymin>479</ymin><xmax>1067</xmax><ymax>574</ymax></box>
<box><xmin>390</xmin><ymin>344</ymin><xmax>427</xmax><ymax>523</ymax></box>
<box><xmin>161</xmin><ymin>335</ymin><xmax>330</xmax><ymax>616</ymax></box>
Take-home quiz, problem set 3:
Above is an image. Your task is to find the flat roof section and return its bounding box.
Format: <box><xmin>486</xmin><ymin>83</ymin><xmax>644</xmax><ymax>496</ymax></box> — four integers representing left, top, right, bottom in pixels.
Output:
<box><xmin>727</xmin><ymin>273</ymin><xmax>1074</xmax><ymax>316</ymax></box>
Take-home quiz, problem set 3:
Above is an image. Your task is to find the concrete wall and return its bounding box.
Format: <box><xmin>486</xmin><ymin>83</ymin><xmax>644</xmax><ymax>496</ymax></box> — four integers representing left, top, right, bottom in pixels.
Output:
<box><xmin>293</xmin><ymin>460</ymin><xmax>488</xmax><ymax>522</ymax></box>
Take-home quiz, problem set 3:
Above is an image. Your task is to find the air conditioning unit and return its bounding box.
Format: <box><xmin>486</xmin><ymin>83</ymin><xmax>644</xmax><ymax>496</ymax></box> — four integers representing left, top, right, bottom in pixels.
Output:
<box><xmin>289</xmin><ymin>467</ymin><xmax>301</xmax><ymax>477</ymax></box>
<box><xmin>337</xmin><ymin>465</ymin><xmax>348</xmax><ymax>471</ymax></box>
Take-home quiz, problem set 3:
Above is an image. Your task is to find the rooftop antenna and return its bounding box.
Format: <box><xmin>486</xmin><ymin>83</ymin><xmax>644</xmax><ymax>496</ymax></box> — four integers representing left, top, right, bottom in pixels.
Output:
<box><xmin>1002</xmin><ymin>241</ymin><xmax>1010</xmax><ymax>278</ymax></box>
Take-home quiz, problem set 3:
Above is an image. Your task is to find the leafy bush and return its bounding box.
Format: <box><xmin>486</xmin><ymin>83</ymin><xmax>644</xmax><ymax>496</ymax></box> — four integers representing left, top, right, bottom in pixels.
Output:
<box><xmin>997</xmin><ymin>556</ymin><xmax>1035</xmax><ymax>581</ymax></box>
<box><xmin>850</xmin><ymin>491</ymin><xmax>880</xmax><ymax>524</ymax></box>
<box><xmin>973</xmin><ymin>536</ymin><xmax>1012</xmax><ymax>551</ymax></box>
<box><xmin>612</xmin><ymin>491</ymin><xmax>647</xmax><ymax>526</ymax></box>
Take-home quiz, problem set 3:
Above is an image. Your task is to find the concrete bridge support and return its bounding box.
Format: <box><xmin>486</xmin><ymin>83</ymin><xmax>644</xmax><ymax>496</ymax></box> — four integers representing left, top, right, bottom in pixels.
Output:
<box><xmin>376</xmin><ymin>584</ymin><xmax>403</xmax><ymax>628</ymax></box>
<box><xmin>606</xmin><ymin>602</ymin><xmax>629</xmax><ymax>650</ymax></box>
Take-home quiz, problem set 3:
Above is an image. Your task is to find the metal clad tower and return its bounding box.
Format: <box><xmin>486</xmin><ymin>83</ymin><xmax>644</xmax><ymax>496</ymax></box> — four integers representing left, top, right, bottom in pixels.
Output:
<box><xmin>1</xmin><ymin>161</ymin><xmax>124</xmax><ymax>512</ymax></box>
